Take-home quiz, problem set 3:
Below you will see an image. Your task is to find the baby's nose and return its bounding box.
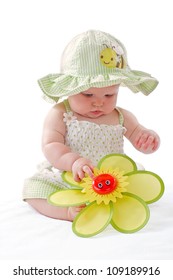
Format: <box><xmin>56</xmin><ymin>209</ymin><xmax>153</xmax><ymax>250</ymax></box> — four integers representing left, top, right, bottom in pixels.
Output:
<box><xmin>93</xmin><ymin>98</ymin><xmax>104</xmax><ymax>107</ymax></box>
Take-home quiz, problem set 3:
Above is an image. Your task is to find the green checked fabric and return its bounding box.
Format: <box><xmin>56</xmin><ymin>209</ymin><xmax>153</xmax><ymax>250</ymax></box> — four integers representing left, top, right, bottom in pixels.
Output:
<box><xmin>38</xmin><ymin>30</ymin><xmax>158</xmax><ymax>103</ymax></box>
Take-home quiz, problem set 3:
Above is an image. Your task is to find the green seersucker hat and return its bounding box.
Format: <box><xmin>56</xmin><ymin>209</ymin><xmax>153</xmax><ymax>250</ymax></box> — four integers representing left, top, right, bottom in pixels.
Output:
<box><xmin>38</xmin><ymin>30</ymin><xmax>159</xmax><ymax>103</ymax></box>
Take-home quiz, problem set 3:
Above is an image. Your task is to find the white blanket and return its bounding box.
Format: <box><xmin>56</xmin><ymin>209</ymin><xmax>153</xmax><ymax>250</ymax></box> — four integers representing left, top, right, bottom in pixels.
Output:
<box><xmin>0</xmin><ymin>185</ymin><xmax>172</xmax><ymax>260</ymax></box>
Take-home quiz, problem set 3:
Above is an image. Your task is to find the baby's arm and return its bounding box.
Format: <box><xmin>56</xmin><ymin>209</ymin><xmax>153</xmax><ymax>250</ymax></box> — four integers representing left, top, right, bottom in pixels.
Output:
<box><xmin>42</xmin><ymin>103</ymin><xmax>94</xmax><ymax>180</ymax></box>
<box><xmin>121</xmin><ymin>108</ymin><xmax>160</xmax><ymax>154</ymax></box>
<box><xmin>27</xmin><ymin>103</ymin><xmax>93</xmax><ymax>222</ymax></box>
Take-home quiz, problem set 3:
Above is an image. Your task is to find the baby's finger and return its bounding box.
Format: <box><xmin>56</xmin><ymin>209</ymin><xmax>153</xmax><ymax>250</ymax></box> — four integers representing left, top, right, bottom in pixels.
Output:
<box><xmin>152</xmin><ymin>138</ymin><xmax>160</xmax><ymax>151</ymax></box>
<box><xmin>135</xmin><ymin>133</ymin><xmax>149</xmax><ymax>148</ymax></box>
<box><xmin>73</xmin><ymin>173</ymin><xmax>81</xmax><ymax>182</ymax></box>
<box><xmin>78</xmin><ymin>169</ymin><xmax>86</xmax><ymax>180</ymax></box>
<box><xmin>73</xmin><ymin>169</ymin><xmax>84</xmax><ymax>182</ymax></box>
<box><xmin>140</xmin><ymin>144</ymin><xmax>154</xmax><ymax>154</ymax></box>
<box><xmin>83</xmin><ymin>165</ymin><xmax>94</xmax><ymax>178</ymax></box>
<box><xmin>142</xmin><ymin>135</ymin><xmax>155</xmax><ymax>150</ymax></box>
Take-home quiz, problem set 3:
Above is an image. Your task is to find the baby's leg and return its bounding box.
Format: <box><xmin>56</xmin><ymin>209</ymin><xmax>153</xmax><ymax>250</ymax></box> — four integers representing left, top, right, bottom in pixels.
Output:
<box><xmin>26</xmin><ymin>199</ymin><xmax>85</xmax><ymax>221</ymax></box>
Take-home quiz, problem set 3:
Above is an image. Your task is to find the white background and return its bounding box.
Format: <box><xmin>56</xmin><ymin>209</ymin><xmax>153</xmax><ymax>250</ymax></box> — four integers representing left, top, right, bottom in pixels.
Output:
<box><xmin>0</xmin><ymin>0</ymin><xmax>172</xmax><ymax>201</ymax></box>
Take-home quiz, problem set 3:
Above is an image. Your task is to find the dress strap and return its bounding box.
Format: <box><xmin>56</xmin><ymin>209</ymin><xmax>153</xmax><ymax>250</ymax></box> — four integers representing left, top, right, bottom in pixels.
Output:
<box><xmin>116</xmin><ymin>107</ymin><xmax>124</xmax><ymax>126</ymax></box>
<box><xmin>63</xmin><ymin>99</ymin><xmax>71</xmax><ymax>112</ymax></box>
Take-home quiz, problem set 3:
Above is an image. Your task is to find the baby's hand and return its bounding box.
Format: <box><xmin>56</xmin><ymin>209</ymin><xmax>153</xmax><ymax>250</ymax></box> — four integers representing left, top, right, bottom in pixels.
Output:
<box><xmin>72</xmin><ymin>157</ymin><xmax>94</xmax><ymax>182</ymax></box>
<box><xmin>134</xmin><ymin>129</ymin><xmax>160</xmax><ymax>154</ymax></box>
<box><xmin>68</xmin><ymin>205</ymin><xmax>86</xmax><ymax>221</ymax></box>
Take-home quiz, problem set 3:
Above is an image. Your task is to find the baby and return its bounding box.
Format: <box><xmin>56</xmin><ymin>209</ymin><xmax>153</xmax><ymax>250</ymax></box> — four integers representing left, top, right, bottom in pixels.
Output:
<box><xmin>23</xmin><ymin>30</ymin><xmax>160</xmax><ymax>221</ymax></box>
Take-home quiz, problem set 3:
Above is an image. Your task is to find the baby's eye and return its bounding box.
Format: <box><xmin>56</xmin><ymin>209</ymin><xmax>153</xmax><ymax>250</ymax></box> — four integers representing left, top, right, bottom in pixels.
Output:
<box><xmin>105</xmin><ymin>94</ymin><xmax>114</xmax><ymax>97</ymax></box>
<box><xmin>82</xmin><ymin>93</ymin><xmax>93</xmax><ymax>97</ymax></box>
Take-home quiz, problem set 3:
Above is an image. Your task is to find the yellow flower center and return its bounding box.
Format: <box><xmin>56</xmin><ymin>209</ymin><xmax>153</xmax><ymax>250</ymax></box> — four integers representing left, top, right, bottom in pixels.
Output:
<box><xmin>81</xmin><ymin>168</ymin><xmax>128</xmax><ymax>205</ymax></box>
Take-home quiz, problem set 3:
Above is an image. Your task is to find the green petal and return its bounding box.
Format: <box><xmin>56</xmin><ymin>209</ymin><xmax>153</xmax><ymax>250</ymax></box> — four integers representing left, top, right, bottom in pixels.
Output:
<box><xmin>72</xmin><ymin>202</ymin><xmax>113</xmax><ymax>237</ymax></box>
<box><xmin>48</xmin><ymin>189</ymin><xmax>89</xmax><ymax>207</ymax></box>
<box><xmin>98</xmin><ymin>154</ymin><xmax>137</xmax><ymax>173</ymax></box>
<box><xmin>111</xmin><ymin>193</ymin><xmax>150</xmax><ymax>233</ymax></box>
<box><xmin>62</xmin><ymin>171</ymin><xmax>83</xmax><ymax>189</ymax></box>
<box><xmin>126</xmin><ymin>171</ymin><xmax>164</xmax><ymax>204</ymax></box>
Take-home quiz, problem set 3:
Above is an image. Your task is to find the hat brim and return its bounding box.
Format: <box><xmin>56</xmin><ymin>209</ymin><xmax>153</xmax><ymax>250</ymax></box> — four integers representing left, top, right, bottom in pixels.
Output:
<box><xmin>38</xmin><ymin>70</ymin><xmax>159</xmax><ymax>103</ymax></box>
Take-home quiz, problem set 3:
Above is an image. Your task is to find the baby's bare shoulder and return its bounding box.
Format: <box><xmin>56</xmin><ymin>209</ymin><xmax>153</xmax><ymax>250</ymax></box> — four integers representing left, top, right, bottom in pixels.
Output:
<box><xmin>43</xmin><ymin>102</ymin><xmax>66</xmax><ymax>129</ymax></box>
<box><xmin>46</xmin><ymin>102</ymin><xmax>66</xmax><ymax>119</ymax></box>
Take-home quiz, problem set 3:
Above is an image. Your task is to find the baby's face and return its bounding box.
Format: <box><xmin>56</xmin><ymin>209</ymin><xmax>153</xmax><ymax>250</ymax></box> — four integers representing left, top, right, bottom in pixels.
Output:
<box><xmin>68</xmin><ymin>85</ymin><xmax>119</xmax><ymax>119</ymax></box>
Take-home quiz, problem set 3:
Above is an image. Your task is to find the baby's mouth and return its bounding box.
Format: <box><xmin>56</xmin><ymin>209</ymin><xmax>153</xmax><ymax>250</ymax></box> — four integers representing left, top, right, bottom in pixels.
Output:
<box><xmin>91</xmin><ymin>110</ymin><xmax>102</xmax><ymax>115</ymax></box>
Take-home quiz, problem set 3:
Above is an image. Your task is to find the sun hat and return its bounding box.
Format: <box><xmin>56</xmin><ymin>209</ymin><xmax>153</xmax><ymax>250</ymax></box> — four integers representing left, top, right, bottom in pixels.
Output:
<box><xmin>38</xmin><ymin>30</ymin><xmax>159</xmax><ymax>103</ymax></box>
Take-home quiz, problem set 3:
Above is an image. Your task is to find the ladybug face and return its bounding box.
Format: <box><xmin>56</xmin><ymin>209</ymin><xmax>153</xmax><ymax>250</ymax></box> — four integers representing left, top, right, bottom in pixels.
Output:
<box><xmin>92</xmin><ymin>174</ymin><xmax>117</xmax><ymax>194</ymax></box>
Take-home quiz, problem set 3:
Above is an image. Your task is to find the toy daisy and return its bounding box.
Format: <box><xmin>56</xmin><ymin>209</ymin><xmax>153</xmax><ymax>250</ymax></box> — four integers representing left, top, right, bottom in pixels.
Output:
<box><xmin>48</xmin><ymin>154</ymin><xmax>164</xmax><ymax>237</ymax></box>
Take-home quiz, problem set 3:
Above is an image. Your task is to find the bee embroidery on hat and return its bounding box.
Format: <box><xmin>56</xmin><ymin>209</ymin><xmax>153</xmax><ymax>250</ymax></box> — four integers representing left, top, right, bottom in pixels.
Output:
<box><xmin>100</xmin><ymin>43</ymin><xmax>125</xmax><ymax>69</ymax></box>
